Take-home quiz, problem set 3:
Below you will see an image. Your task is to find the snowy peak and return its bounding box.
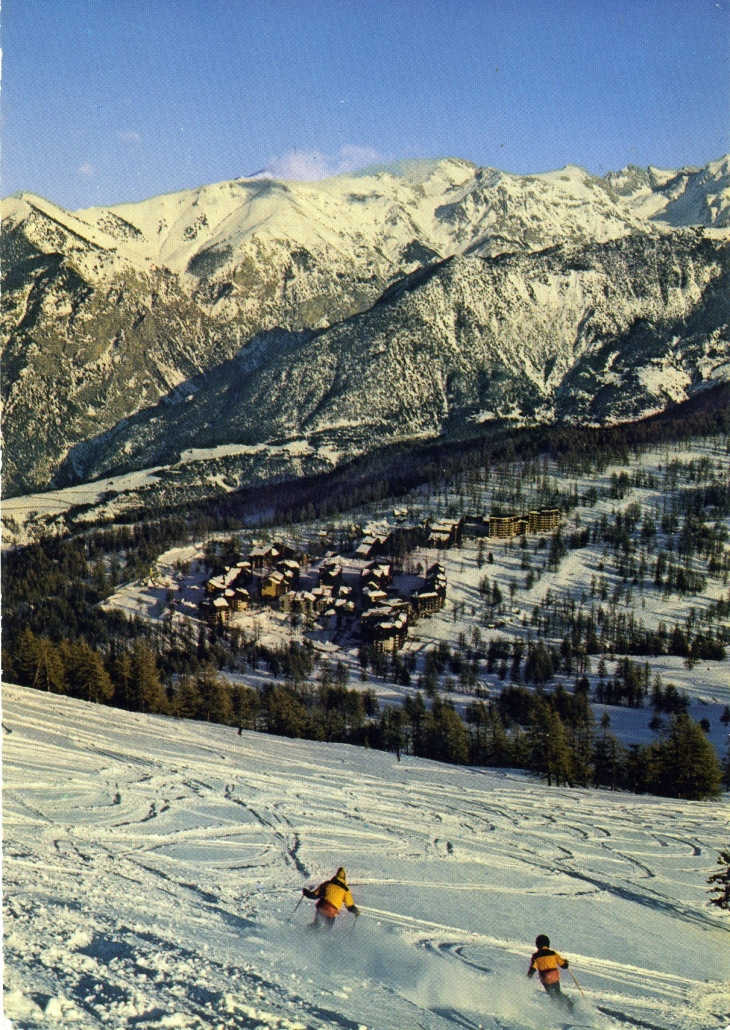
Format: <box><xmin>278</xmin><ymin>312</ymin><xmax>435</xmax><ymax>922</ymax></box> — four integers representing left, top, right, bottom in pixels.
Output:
<box><xmin>603</xmin><ymin>155</ymin><xmax>730</xmax><ymax>228</ymax></box>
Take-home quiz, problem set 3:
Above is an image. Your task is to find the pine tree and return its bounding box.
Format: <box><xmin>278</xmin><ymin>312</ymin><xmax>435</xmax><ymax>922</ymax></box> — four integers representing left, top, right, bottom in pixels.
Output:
<box><xmin>593</xmin><ymin>713</ymin><xmax>623</xmax><ymax>790</ymax></box>
<box><xmin>267</xmin><ymin>685</ymin><xmax>307</xmax><ymax>738</ymax></box>
<box><xmin>527</xmin><ymin>698</ymin><xmax>573</xmax><ymax>787</ymax></box>
<box><xmin>171</xmin><ymin>674</ymin><xmax>202</xmax><ymax>720</ymax></box>
<box><xmin>13</xmin><ymin>629</ymin><xmax>66</xmax><ymax>693</ymax></box>
<box><xmin>380</xmin><ymin>705</ymin><xmax>404</xmax><ymax>757</ymax></box>
<box><xmin>649</xmin><ymin>713</ymin><xmax>722</xmax><ymax>800</ymax></box>
<box><xmin>425</xmin><ymin>697</ymin><xmax>470</xmax><ymax>764</ymax></box>
<box><xmin>130</xmin><ymin>641</ymin><xmax>168</xmax><ymax>714</ymax></box>
<box><xmin>110</xmin><ymin>650</ymin><xmax>134</xmax><ymax>709</ymax></box>
<box><xmin>707</xmin><ymin>848</ymin><xmax>730</xmax><ymax>911</ymax></box>
<box><xmin>231</xmin><ymin>683</ymin><xmax>259</xmax><ymax>731</ymax></box>
<box><xmin>195</xmin><ymin>667</ymin><xmax>232</xmax><ymax>723</ymax></box>
<box><xmin>61</xmin><ymin>639</ymin><xmax>113</xmax><ymax>703</ymax></box>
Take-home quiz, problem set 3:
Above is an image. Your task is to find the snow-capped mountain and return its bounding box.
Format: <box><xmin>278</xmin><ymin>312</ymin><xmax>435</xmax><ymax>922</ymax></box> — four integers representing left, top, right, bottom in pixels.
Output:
<box><xmin>53</xmin><ymin>230</ymin><xmax>730</xmax><ymax>491</ymax></box>
<box><xmin>2</xmin><ymin>156</ymin><xmax>729</xmax><ymax>497</ymax></box>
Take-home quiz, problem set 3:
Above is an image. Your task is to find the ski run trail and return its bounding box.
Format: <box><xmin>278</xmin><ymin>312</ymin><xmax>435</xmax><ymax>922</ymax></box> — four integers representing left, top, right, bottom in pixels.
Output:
<box><xmin>2</xmin><ymin>683</ymin><xmax>728</xmax><ymax>1030</ymax></box>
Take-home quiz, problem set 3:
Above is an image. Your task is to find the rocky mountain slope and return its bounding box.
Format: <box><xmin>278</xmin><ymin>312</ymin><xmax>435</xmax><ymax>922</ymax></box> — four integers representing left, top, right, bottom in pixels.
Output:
<box><xmin>2</xmin><ymin>156</ymin><xmax>729</xmax><ymax>497</ymax></box>
<box><xmin>55</xmin><ymin>230</ymin><xmax>730</xmax><ymax>490</ymax></box>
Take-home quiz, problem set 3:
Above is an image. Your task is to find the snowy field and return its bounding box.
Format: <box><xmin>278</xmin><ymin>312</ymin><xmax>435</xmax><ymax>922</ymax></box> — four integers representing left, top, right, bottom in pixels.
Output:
<box><xmin>3</xmin><ymin>683</ymin><xmax>729</xmax><ymax>1030</ymax></box>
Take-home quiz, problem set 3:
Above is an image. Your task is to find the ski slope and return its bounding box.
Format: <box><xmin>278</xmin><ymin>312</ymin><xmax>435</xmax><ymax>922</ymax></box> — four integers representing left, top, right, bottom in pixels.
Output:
<box><xmin>2</xmin><ymin>683</ymin><xmax>729</xmax><ymax>1030</ymax></box>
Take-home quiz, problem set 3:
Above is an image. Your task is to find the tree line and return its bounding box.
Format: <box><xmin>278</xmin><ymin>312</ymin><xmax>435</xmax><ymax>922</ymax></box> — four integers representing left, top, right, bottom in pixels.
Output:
<box><xmin>8</xmin><ymin>629</ymin><xmax>725</xmax><ymax>801</ymax></box>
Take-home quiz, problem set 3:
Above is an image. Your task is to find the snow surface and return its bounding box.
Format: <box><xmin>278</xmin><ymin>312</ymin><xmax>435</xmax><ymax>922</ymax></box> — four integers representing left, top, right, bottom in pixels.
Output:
<box><xmin>3</xmin><ymin>683</ymin><xmax>728</xmax><ymax>1030</ymax></box>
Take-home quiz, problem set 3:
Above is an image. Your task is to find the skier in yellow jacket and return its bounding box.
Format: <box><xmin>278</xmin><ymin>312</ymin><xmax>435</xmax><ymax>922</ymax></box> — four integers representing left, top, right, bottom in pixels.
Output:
<box><xmin>302</xmin><ymin>867</ymin><xmax>360</xmax><ymax>929</ymax></box>
<box><xmin>527</xmin><ymin>935</ymin><xmax>574</xmax><ymax>1009</ymax></box>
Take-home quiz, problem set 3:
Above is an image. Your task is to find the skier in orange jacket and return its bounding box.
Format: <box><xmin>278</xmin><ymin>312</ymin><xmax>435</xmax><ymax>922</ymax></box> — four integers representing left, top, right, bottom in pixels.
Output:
<box><xmin>527</xmin><ymin>935</ymin><xmax>574</xmax><ymax>1009</ymax></box>
<box><xmin>303</xmin><ymin>867</ymin><xmax>360</xmax><ymax>929</ymax></box>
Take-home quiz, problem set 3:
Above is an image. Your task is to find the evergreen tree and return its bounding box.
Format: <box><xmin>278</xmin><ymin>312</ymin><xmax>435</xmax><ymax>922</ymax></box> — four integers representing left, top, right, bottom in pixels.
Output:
<box><xmin>195</xmin><ymin>666</ymin><xmax>232</xmax><ymax>723</ymax></box>
<box><xmin>527</xmin><ymin>698</ymin><xmax>573</xmax><ymax>787</ymax></box>
<box><xmin>649</xmin><ymin>714</ymin><xmax>722</xmax><ymax>800</ymax></box>
<box><xmin>61</xmin><ymin>639</ymin><xmax>113</xmax><ymax>704</ymax></box>
<box><xmin>625</xmin><ymin>744</ymin><xmax>651</xmax><ymax>794</ymax></box>
<box><xmin>110</xmin><ymin>650</ymin><xmax>134</xmax><ymax>709</ymax></box>
<box><xmin>231</xmin><ymin>683</ymin><xmax>259</xmax><ymax>731</ymax></box>
<box><xmin>707</xmin><ymin>848</ymin><xmax>730</xmax><ymax>911</ymax></box>
<box><xmin>267</xmin><ymin>685</ymin><xmax>307</xmax><ymax>738</ymax></box>
<box><xmin>593</xmin><ymin>713</ymin><xmax>623</xmax><ymax>790</ymax></box>
<box><xmin>130</xmin><ymin>641</ymin><xmax>168</xmax><ymax>714</ymax></box>
<box><xmin>19</xmin><ymin>633</ymin><xmax>68</xmax><ymax>694</ymax></box>
<box><xmin>13</xmin><ymin>628</ymin><xmax>61</xmax><ymax>690</ymax></box>
<box><xmin>425</xmin><ymin>697</ymin><xmax>470</xmax><ymax>764</ymax></box>
<box><xmin>380</xmin><ymin>705</ymin><xmax>404</xmax><ymax>757</ymax></box>
<box><xmin>404</xmin><ymin>692</ymin><xmax>427</xmax><ymax>755</ymax></box>
<box><xmin>171</xmin><ymin>675</ymin><xmax>203</xmax><ymax>720</ymax></box>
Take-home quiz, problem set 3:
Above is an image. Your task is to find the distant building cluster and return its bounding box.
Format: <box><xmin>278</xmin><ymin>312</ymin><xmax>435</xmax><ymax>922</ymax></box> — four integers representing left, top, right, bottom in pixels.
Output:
<box><xmin>198</xmin><ymin>525</ymin><xmax>451</xmax><ymax>653</ymax></box>
<box><xmin>200</xmin><ymin>541</ymin><xmax>304</xmax><ymax>626</ymax></box>
<box><xmin>487</xmin><ymin>508</ymin><xmax>560</xmax><ymax>539</ymax></box>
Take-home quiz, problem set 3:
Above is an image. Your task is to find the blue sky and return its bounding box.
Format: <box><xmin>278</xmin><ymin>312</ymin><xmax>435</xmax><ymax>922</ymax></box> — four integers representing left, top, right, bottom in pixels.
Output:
<box><xmin>4</xmin><ymin>0</ymin><xmax>730</xmax><ymax>209</ymax></box>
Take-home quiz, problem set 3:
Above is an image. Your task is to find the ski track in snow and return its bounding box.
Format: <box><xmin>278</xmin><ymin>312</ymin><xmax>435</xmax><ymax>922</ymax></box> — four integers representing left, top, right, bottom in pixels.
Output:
<box><xmin>2</xmin><ymin>684</ymin><xmax>729</xmax><ymax>1030</ymax></box>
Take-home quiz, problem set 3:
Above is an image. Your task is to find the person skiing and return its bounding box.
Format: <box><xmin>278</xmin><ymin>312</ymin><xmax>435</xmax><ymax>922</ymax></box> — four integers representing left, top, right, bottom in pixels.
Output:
<box><xmin>302</xmin><ymin>867</ymin><xmax>360</xmax><ymax>929</ymax></box>
<box><xmin>527</xmin><ymin>934</ymin><xmax>574</xmax><ymax>1009</ymax></box>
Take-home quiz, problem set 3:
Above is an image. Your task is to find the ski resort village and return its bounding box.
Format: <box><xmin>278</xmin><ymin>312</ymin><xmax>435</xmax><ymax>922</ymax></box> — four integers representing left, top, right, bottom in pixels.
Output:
<box><xmin>3</xmin><ymin>429</ymin><xmax>730</xmax><ymax>1029</ymax></box>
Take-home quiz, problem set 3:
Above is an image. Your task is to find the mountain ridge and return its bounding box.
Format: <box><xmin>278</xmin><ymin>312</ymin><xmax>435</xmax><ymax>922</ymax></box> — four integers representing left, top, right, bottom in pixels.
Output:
<box><xmin>54</xmin><ymin>230</ymin><xmax>730</xmax><ymax>492</ymax></box>
<box><xmin>2</xmin><ymin>155</ymin><xmax>729</xmax><ymax>499</ymax></box>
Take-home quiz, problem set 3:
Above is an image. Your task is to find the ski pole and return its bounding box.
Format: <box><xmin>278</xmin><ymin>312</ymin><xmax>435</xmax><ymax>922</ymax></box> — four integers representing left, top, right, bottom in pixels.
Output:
<box><xmin>288</xmin><ymin>895</ymin><xmax>304</xmax><ymax>922</ymax></box>
<box><xmin>568</xmin><ymin>968</ymin><xmax>585</xmax><ymax>998</ymax></box>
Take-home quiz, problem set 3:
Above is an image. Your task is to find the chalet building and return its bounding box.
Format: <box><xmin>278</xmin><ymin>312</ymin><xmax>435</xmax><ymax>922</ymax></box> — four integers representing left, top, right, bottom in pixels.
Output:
<box><xmin>234</xmin><ymin>560</ymin><xmax>253</xmax><ymax>582</ymax></box>
<box><xmin>200</xmin><ymin>595</ymin><xmax>231</xmax><ymax>627</ymax></box>
<box><xmin>427</xmin><ymin>517</ymin><xmax>464</xmax><ymax>549</ymax></box>
<box><xmin>488</xmin><ymin>515</ymin><xmax>520</xmax><ymax>539</ymax></box>
<box><xmin>320</xmin><ymin>608</ymin><xmax>338</xmax><ymax>630</ymax></box>
<box><xmin>205</xmin><ymin>564</ymin><xmax>249</xmax><ymax>596</ymax></box>
<box><xmin>355</xmin><ymin>536</ymin><xmax>377</xmax><ymax>559</ymax></box>
<box><xmin>410</xmin><ymin>562</ymin><xmax>447</xmax><ymax>616</ymax></box>
<box><xmin>362</xmin><ymin>586</ymin><xmax>388</xmax><ymax>608</ymax></box>
<box><xmin>360</xmin><ymin>605</ymin><xmax>409</xmax><ymax>653</ymax></box>
<box><xmin>319</xmin><ymin>558</ymin><xmax>342</xmax><ymax>589</ymax></box>
<box><xmin>277</xmin><ymin>559</ymin><xmax>301</xmax><ymax>586</ymax></box>
<box><xmin>230</xmin><ymin>587</ymin><xmax>250</xmax><ymax>612</ymax></box>
<box><xmin>320</xmin><ymin>597</ymin><xmax>357</xmax><ymax>630</ymax></box>
<box><xmin>272</xmin><ymin>540</ymin><xmax>299</xmax><ymax>561</ymax></box>
<box><xmin>260</xmin><ymin>569</ymin><xmax>288</xmax><ymax>600</ymax></box>
<box><xmin>249</xmin><ymin>544</ymin><xmax>280</xmax><ymax>569</ymax></box>
<box><xmin>410</xmin><ymin>590</ymin><xmax>441</xmax><ymax>616</ymax></box>
<box><xmin>279</xmin><ymin>590</ymin><xmax>316</xmax><ymax>616</ymax></box>
<box><xmin>425</xmin><ymin>562</ymin><xmax>447</xmax><ymax>597</ymax></box>
<box><xmin>360</xmin><ymin>561</ymin><xmax>392</xmax><ymax>590</ymax></box>
<box><xmin>311</xmin><ymin>585</ymin><xmax>335</xmax><ymax>613</ymax></box>
<box><xmin>355</xmin><ymin>532</ymin><xmax>392</xmax><ymax>559</ymax></box>
<box><xmin>529</xmin><ymin>508</ymin><xmax>561</xmax><ymax>533</ymax></box>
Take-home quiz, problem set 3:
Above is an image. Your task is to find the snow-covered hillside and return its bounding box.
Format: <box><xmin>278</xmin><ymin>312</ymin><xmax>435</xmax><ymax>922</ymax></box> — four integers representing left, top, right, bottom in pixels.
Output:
<box><xmin>53</xmin><ymin>231</ymin><xmax>730</xmax><ymax>491</ymax></box>
<box><xmin>3</xmin><ymin>155</ymin><xmax>730</xmax><ymax>498</ymax></box>
<box><xmin>3</xmin><ymin>683</ymin><xmax>728</xmax><ymax>1030</ymax></box>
